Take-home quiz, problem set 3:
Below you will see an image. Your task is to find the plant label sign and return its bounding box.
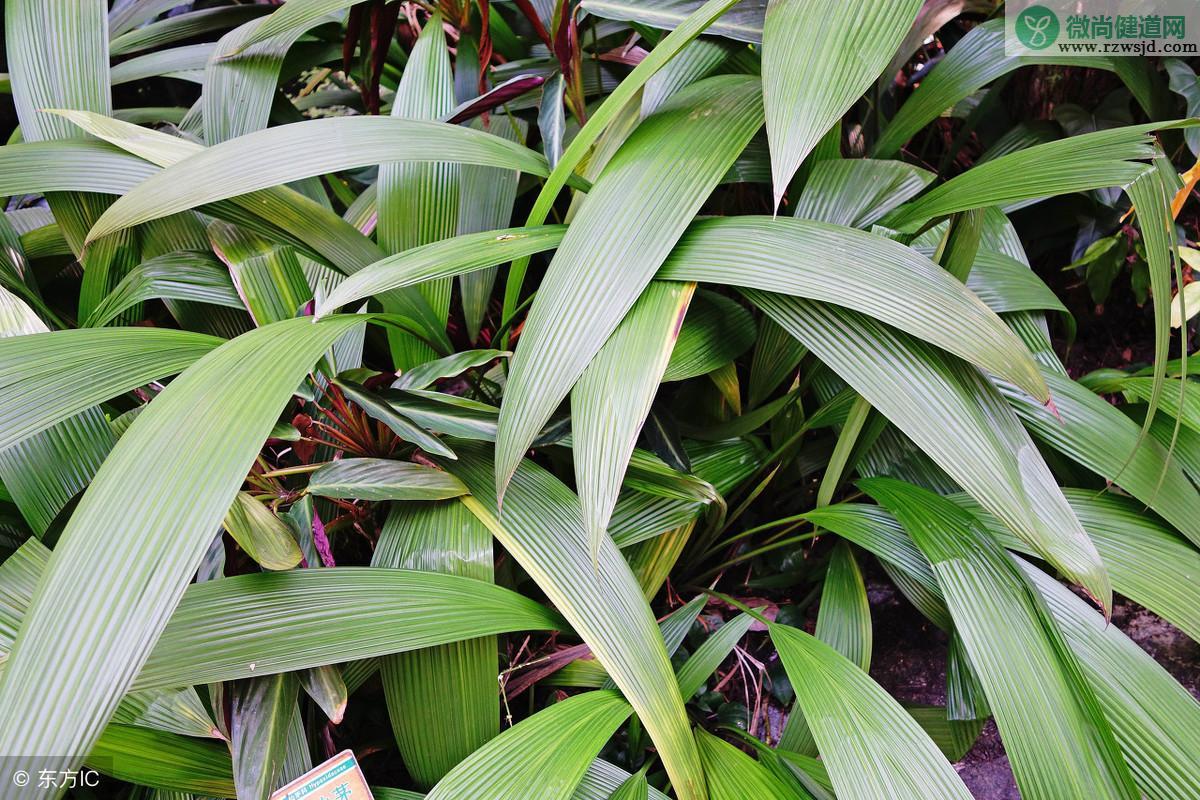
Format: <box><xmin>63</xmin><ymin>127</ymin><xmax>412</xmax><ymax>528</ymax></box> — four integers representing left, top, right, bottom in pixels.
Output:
<box><xmin>270</xmin><ymin>750</ymin><xmax>375</xmax><ymax>800</ymax></box>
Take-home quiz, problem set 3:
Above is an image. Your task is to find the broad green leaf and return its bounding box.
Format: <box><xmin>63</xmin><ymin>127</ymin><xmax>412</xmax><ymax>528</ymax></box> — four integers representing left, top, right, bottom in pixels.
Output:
<box><xmin>792</xmin><ymin>158</ymin><xmax>934</xmax><ymax>228</ymax></box>
<box><xmin>85</xmin><ymin>116</ymin><xmax>573</xmax><ymax>242</ymax></box>
<box><xmin>761</xmin><ymin>0</ymin><xmax>919</xmax><ymax>206</ymax></box>
<box><xmin>222</xmin><ymin>492</ymin><xmax>304</xmax><ymax>571</ymax></box>
<box><xmin>209</xmin><ymin>221</ymin><xmax>311</xmax><ymax>326</ymax></box>
<box><xmin>225</xmin><ymin>0</ymin><xmax>356</xmax><ymax>54</ymax></box>
<box><xmin>538</xmin><ymin>73</ymin><xmax>567</xmax><ymax>168</ymax></box>
<box><xmin>458</xmin><ymin>115</ymin><xmax>527</xmax><ymax>343</ymax></box>
<box><xmin>865</xmin><ymin>477</ymin><xmax>1139</xmax><ymax>800</ymax></box>
<box><xmin>6</xmin><ymin>0</ymin><xmax>140</xmax><ymax>320</ymax></box>
<box><xmin>373</xmin><ymin>500</ymin><xmax>498</xmax><ymax>787</ymax></box>
<box><xmin>0</xmin><ymin>289</ymin><xmax>114</xmax><ymax>533</ymax></box>
<box><xmin>0</xmin><ymin>326</ymin><xmax>222</xmax><ymax>450</ymax></box>
<box><xmin>574</xmin><ymin>281</ymin><xmax>694</xmax><ymax>562</ymax></box>
<box><xmin>88</xmin><ymin>724</ymin><xmax>234</xmax><ymax>797</ymax></box>
<box><xmin>307</xmin><ymin>458</ymin><xmax>467</xmax><ymax>501</ymax></box>
<box><xmin>0</xmin><ymin>315</ymin><xmax>363</xmax><ymax>775</ymax></box>
<box><xmin>884</xmin><ymin>123</ymin><xmax>1164</xmax><ymax>232</ymax></box>
<box><xmin>314</xmin><ymin>226</ymin><xmax>568</xmax><ymax>318</ymax></box>
<box><xmin>580</xmin><ymin>0</ymin><xmax>766</xmax><ymax>43</ymax></box>
<box><xmin>999</xmin><ymin>371</ymin><xmax>1200</xmax><ymax>547</ymax></box>
<box><xmin>663</xmin><ymin>290</ymin><xmax>755</xmax><ymax>383</ymax></box>
<box><xmin>380</xmin><ymin>13</ymin><xmax>459</xmax><ymax>368</ymax></box>
<box><xmin>128</xmin><ymin>568</ymin><xmax>563</xmax><ymax>689</ymax></box>
<box><xmin>497</xmin><ymin>74</ymin><xmax>765</xmax><ymax>498</ymax></box>
<box><xmin>873</xmin><ymin>19</ymin><xmax>1157</xmax><ymax>158</ymax></box>
<box><xmin>695</xmin><ymin>727</ymin><xmax>799</xmax><ymax>799</ymax></box>
<box><xmin>83</xmin><ymin>251</ymin><xmax>243</xmax><ymax>328</ymax></box>
<box><xmin>769</xmin><ymin>620</ymin><xmax>972</xmax><ymax>800</ymax></box>
<box><xmin>447</xmin><ymin>442</ymin><xmax>707</xmax><ymax>800</ymax></box>
<box><xmin>424</xmin><ymin>691</ymin><xmax>632</xmax><ymax>800</ymax></box>
<box><xmin>230</xmin><ymin>673</ymin><xmax>298</xmax><ymax>800</ymax></box>
<box><xmin>965</xmin><ymin>250</ymin><xmax>1069</xmax><ymax>317</ymax></box>
<box><xmin>395</xmin><ymin>349</ymin><xmax>510</xmax><ymax>390</ymax></box>
<box><xmin>501</xmin><ymin>0</ymin><xmax>752</xmax><ymax>352</ymax></box>
<box><xmin>109</xmin><ymin>6</ymin><xmax>271</xmax><ymax>56</ymax></box>
<box><xmin>332</xmin><ymin>380</ymin><xmax>457</xmax><ymax>459</ymax></box>
<box><xmin>750</xmin><ymin>295</ymin><xmax>1110</xmax><ymax>611</ymax></box>
<box><xmin>1019</xmin><ymin>557</ymin><xmax>1200</xmax><ymax>800</ymax></box>
<box><xmin>954</xmin><ymin>490</ymin><xmax>1200</xmax><ymax>643</ymax></box>
<box><xmin>298</xmin><ymin>665</ymin><xmax>347</xmax><ymax>724</ymax></box>
<box><xmin>814</xmin><ymin>541</ymin><xmax>871</xmax><ymax>671</ymax></box>
<box><xmin>574</xmin><ymin>761</ymin><xmax>670</xmax><ymax>800</ymax></box>
<box><xmin>660</xmin><ymin>216</ymin><xmax>1049</xmax><ymax>401</ymax></box>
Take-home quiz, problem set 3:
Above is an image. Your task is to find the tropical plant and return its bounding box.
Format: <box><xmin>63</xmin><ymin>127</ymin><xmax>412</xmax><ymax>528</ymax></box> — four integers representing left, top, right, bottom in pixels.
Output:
<box><xmin>1</xmin><ymin>1</ymin><xmax>1199</xmax><ymax>799</ymax></box>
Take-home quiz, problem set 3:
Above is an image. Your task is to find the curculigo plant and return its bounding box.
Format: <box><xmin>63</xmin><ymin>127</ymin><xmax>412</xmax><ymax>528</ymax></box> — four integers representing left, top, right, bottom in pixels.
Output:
<box><xmin>1</xmin><ymin>1</ymin><xmax>1199</xmax><ymax>799</ymax></box>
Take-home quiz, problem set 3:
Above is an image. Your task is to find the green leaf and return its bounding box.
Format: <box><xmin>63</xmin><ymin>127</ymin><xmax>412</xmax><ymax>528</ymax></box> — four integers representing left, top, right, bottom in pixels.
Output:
<box><xmin>580</xmin><ymin>0</ymin><xmax>766</xmax><ymax>43</ymax></box>
<box><xmin>83</xmin><ymin>251</ymin><xmax>244</xmax><ymax>328</ymax></box>
<box><xmin>750</xmin><ymin>295</ymin><xmax>1111</xmax><ymax>611</ymax></box>
<box><xmin>0</xmin><ymin>289</ymin><xmax>114</xmax><ymax>533</ymax></box>
<box><xmin>884</xmin><ymin>124</ymin><xmax>1163</xmax><ymax>232</ymax></box>
<box><xmin>1019</xmin><ymin>557</ymin><xmax>1200</xmax><ymax>800</ymax></box>
<box><xmin>109</xmin><ymin>6</ymin><xmax>272</xmax><ymax>56</ymax></box>
<box><xmin>380</xmin><ymin>12</ymin><xmax>459</xmax><ymax>368</ymax></box>
<box><xmin>332</xmin><ymin>379</ymin><xmax>457</xmax><ymax>459</ymax></box>
<box><xmin>373</xmin><ymin>500</ymin><xmax>498</xmax><ymax>787</ymax></box>
<box><xmin>446</xmin><ymin>442</ymin><xmax>708</xmax><ymax>800</ymax></box>
<box><xmin>574</xmin><ymin>281</ymin><xmax>694</xmax><ymax>562</ymax></box>
<box><xmin>663</xmin><ymin>290</ymin><xmax>755</xmax><ymax>383</ymax></box>
<box><xmin>660</xmin><ymin>216</ymin><xmax>1049</xmax><ymax>401</ymax></box>
<box><xmin>298</xmin><ymin>664</ymin><xmax>348</xmax><ymax>724</ymax></box>
<box><xmin>999</xmin><ymin>371</ymin><xmax>1200</xmax><ymax>547</ymax></box>
<box><xmin>768</xmin><ymin>619</ymin><xmax>972</xmax><ymax>799</ymax></box>
<box><xmin>230</xmin><ymin>673</ymin><xmax>298</xmax><ymax>800</ymax></box>
<box><xmin>761</xmin><ymin>0</ymin><xmax>920</xmax><ymax>206</ymax></box>
<box><xmin>497</xmin><ymin>74</ymin><xmax>765</xmax><ymax>498</ymax></box>
<box><xmin>792</xmin><ymin>158</ymin><xmax>935</xmax><ymax>228</ymax></box>
<box><xmin>695</xmin><ymin>727</ymin><xmax>799</xmax><ymax>799</ymax></box>
<box><xmin>0</xmin><ymin>326</ymin><xmax>222</xmax><ymax>451</ymax></box>
<box><xmin>209</xmin><ymin>221</ymin><xmax>312</xmax><ymax>326</ymax></box>
<box><xmin>0</xmin><ymin>315</ymin><xmax>364</xmax><ymax>775</ymax></box>
<box><xmin>308</xmin><ymin>458</ymin><xmax>467</xmax><ymax>501</ymax></box>
<box><xmin>502</xmin><ymin>0</ymin><xmax>751</xmax><ymax>328</ymax></box>
<box><xmin>88</xmin><ymin>724</ymin><xmax>234</xmax><ymax>797</ymax></box>
<box><xmin>424</xmin><ymin>691</ymin><xmax>632</xmax><ymax>800</ymax></box>
<box><xmin>84</xmin><ymin>116</ymin><xmax>572</xmax><ymax>243</ymax></box>
<box><xmin>873</xmin><ymin>19</ymin><xmax>1157</xmax><ymax>158</ymax></box>
<box><xmin>953</xmin><ymin>489</ymin><xmax>1200</xmax><ymax>643</ymax></box>
<box><xmin>814</xmin><ymin>541</ymin><xmax>871</xmax><ymax>671</ymax></box>
<box><xmin>314</xmin><ymin>226</ymin><xmax>568</xmax><ymax>318</ymax></box>
<box><xmin>864</xmin><ymin>477</ymin><xmax>1139</xmax><ymax>800</ymax></box>
<box><xmin>115</xmin><ymin>567</ymin><xmax>564</xmax><ymax>690</ymax></box>
<box><xmin>222</xmin><ymin>492</ymin><xmax>304</xmax><ymax>571</ymax></box>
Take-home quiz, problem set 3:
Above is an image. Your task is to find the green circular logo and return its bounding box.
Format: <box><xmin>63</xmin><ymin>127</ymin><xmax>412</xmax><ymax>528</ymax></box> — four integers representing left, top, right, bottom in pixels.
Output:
<box><xmin>1016</xmin><ymin>5</ymin><xmax>1059</xmax><ymax>50</ymax></box>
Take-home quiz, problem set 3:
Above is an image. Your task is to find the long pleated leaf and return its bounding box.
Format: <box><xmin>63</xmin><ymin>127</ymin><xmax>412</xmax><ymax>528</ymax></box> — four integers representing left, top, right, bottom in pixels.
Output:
<box><xmin>0</xmin><ymin>327</ymin><xmax>221</xmax><ymax>451</ymax></box>
<box><xmin>750</xmin><ymin>294</ymin><xmax>1110</xmax><ymax>610</ymax></box>
<box><xmin>373</xmin><ymin>500</ymin><xmax>498</xmax><ymax>787</ymax></box>
<box><xmin>659</xmin><ymin>216</ymin><xmax>1047</xmax><ymax>400</ymax></box>
<box><xmin>85</xmin><ymin>116</ymin><xmax>571</xmax><ymax>242</ymax></box>
<box><xmin>768</xmin><ymin>620</ymin><xmax>973</xmax><ymax>799</ymax></box>
<box><xmin>761</xmin><ymin>0</ymin><xmax>920</xmax><ymax>206</ymax></box>
<box><xmin>424</xmin><ymin>691</ymin><xmax>632</xmax><ymax>800</ymax></box>
<box><xmin>444</xmin><ymin>441</ymin><xmax>708</xmax><ymax>800</ymax></box>
<box><xmin>864</xmin><ymin>477</ymin><xmax>1139</xmax><ymax>800</ymax></box>
<box><xmin>1019</xmin><ymin>558</ymin><xmax>1200</xmax><ymax>800</ymax></box>
<box><xmin>695</xmin><ymin>728</ymin><xmax>800</xmax><ymax>800</ymax></box>
<box><xmin>0</xmin><ymin>315</ymin><xmax>364</xmax><ymax>775</ymax></box>
<box><xmin>497</xmin><ymin>74</ymin><xmax>765</xmax><ymax>498</ymax></box>
<box><xmin>307</xmin><ymin>458</ymin><xmax>467</xmax><ymax>501</ymax></box>
<box><xmin>573</xmin><ymin>281</ymin><xmax>694</xmax><ymax>561</ymax></box>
